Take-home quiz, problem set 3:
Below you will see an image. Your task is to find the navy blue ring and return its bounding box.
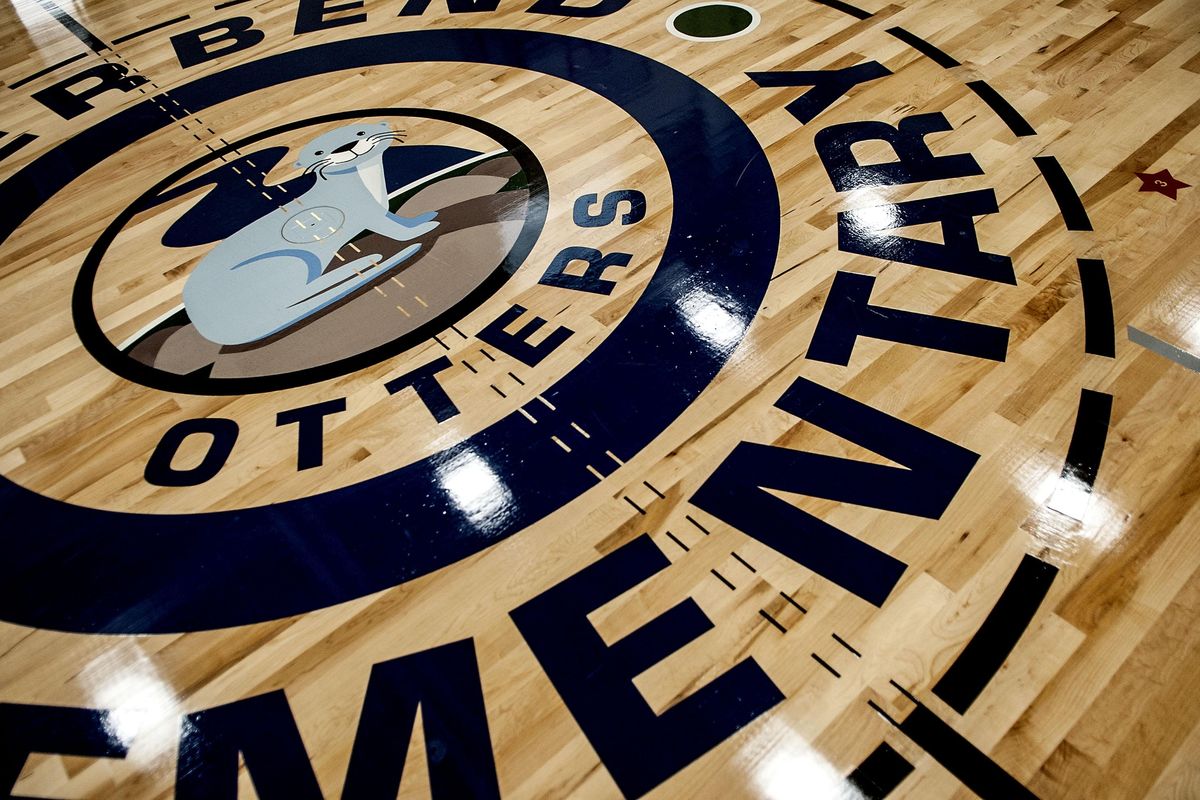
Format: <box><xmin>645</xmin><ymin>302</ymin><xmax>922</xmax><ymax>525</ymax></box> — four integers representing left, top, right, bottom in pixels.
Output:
<box><xmin>0</xmin><ymin>29</ymin><xmax>779</xmax><ymax>633</ymax></box>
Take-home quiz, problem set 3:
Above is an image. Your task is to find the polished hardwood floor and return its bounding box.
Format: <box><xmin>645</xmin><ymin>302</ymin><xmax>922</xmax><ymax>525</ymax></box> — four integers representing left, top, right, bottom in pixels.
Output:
<box><xmin>1</xmin><ymin>0</ymin><xmax>1198</xmax><ymax>797</ymax></box>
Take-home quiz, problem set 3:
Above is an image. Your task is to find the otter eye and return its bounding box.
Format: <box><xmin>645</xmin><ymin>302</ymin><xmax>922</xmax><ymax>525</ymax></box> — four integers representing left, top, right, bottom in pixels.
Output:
<box><xmin>357</xmin><ymin>131</ymin><xmax>365</xmax><ymax>136</ymax></box>
<box><xmin>314</xmin><ymin>150</ymin><xmax>324</xmax><ymax>155</ymax></box>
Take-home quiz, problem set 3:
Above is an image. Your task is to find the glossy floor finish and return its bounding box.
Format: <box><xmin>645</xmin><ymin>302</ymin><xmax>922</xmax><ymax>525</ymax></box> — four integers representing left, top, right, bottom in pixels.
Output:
<box><xmin>1</xmin><ymin>0</ymin><xmax>1199</xmax><ymax>797</ymax></box>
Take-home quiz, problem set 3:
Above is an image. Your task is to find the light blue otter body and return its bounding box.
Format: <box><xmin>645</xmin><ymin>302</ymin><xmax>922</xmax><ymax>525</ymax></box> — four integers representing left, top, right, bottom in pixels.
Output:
<box><xmin>183</xmin><ymin>122</ymin><xmax>438</xmax><ymax>346</ymax></box>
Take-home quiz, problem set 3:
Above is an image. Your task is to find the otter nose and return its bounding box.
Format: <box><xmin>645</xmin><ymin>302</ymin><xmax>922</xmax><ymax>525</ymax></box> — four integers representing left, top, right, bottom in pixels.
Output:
<box><xmin>331</xmin><ymin>141</ymin><xmax>358</xmax><ymax>155</ymax></box>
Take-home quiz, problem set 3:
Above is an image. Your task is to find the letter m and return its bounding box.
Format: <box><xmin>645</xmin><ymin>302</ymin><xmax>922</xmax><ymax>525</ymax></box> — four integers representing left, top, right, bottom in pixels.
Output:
<box><xmin>690</xmin><ymin>377</ymin><xmax>979</xmax><ymax>606</ymax></box>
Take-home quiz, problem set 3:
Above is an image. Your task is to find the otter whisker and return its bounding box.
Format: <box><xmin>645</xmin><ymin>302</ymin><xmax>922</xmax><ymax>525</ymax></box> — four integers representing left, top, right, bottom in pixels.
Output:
<box><xmin>303</xmin><ymin>157</ymin><xmax>333</xmax><ymax>177</ymax></box>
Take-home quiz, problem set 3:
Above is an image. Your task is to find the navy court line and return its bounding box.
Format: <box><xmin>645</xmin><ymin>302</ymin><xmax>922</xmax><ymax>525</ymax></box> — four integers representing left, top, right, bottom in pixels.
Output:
<box><xmin>35</xmin><ymin>0</ymin><xmax>108</xmax><ymax>53</ymax></box>
<box><xmin>886</xmin><ymin>703</ymin><xmax>1040</xmax><ymax>799</ymax></box>
<box><xmin>968</xmin><ymin>81</ymin><xmax>1037</xmax><ymax>137</ymax></box>
<box><xmin>1077</xmin><ymin>258</ymin><xmax>1116</xmax><ymax>357</ymax></box>
<box><xmin>848</xmin><ymin>742</ymin><xmax>915</xmax><ymax>799</ymax></box>
<box><xmin>1034</xmin><ymin>155</ymin><xmax>1093</xmax><ymax>230</ymax></box>
<box><xmin>886</xmin><ymin>27</ymin><xmax>960</xmax><ymax>68</ymax></box>
<box><xmin>812</xmin><ymin>0</ymin><xmax>873</xmax><ymax>20</ymax></box>
<box><xmin>0</xmin><ymin>133</ymin><xmax>38</xmax><ymax>165</ymax></box>
<box><xmin>111</xmin><ymin>15</ymin><xmax>192</xmax><ymax>45</ymax></box>
<box><xmin>1061</xmin><ymin>389</ymin><xmax>1113</xmax><ymax>490</ymax></box>
<box><xmin>9</xmin><ymin>52</ymin><xmax>87</xmax><ymax>90</ymax></box>
<box><xmin>932</xmin><ymin>554</ymin><xmax>1059</xmax><ymax>713</ymax></box>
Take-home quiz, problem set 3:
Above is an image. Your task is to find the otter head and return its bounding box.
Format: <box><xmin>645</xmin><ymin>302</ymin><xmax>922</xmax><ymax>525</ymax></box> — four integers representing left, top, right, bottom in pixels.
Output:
<box><xmin>294</xmin><ymin>122</ymin><xmax>403</xmax><ymax>178</ymax></box>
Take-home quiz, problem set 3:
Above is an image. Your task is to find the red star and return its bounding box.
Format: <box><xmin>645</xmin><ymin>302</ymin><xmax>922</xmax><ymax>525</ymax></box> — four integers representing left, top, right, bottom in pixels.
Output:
<box><xmin>1135</xmin><ymin>168</ymin><xmax>1190</xmax><ymax>200</ymax></box>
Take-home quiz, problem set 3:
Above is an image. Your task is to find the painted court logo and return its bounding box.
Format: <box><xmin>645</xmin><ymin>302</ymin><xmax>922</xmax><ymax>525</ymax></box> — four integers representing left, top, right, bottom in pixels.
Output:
<box><xmin>88</xmin><ymin>109</ymin><xmax>546</xmax><ymax>393</ymax></box>
<box><xmin>2</xmin><ymin>29</ymin><xmax>778</xmax><ymax>632</ymax></box>
<box><xmin>0</xmin><ymin>4</ymin><xmax>1117</xmax><ymax>797</ymax></box>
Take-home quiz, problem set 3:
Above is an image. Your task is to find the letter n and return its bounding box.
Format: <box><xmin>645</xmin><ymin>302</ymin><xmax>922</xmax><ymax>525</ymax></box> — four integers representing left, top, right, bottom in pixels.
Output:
<box><xmin>690</xmin><ymin>377</ymin><xmax>979</xmax><ymax>606</ymax></box>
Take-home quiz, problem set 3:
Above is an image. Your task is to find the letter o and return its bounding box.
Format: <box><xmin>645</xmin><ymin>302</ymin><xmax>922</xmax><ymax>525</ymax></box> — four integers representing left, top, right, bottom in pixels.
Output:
<box><xmin>144</xmin><ymin>418</ymin><xmax>239</xmax><ymax>487</ymax></box>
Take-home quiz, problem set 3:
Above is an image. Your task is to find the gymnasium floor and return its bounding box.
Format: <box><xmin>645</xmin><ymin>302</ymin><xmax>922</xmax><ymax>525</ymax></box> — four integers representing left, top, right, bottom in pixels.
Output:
<box><xmin>1</xmin><ymin>0</ymin><xmax>1199</xmax><ymax>796</ymax></box>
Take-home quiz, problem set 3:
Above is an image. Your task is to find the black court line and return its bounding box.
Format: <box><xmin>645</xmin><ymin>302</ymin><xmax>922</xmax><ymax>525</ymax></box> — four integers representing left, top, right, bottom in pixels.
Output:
<box><xmin>215</xmin><ymin>0</ymin><xmax>254</xmax><ymax>7</ymax></box>
<box><xmin>812</xmin><ymin>0</ymin><xmax>874</xmax><ymax>19</ymax></box>
<box><xmin>664</xmin><ymin>530</ymin><xmax>689</xmax><ymax>552</ymax></box>
<box><xmin>758</xmin><ymin>609</ymin><xmax>787</xmax><ymax>633</ymax></box>
<box><xmin>886</xmin><ymin>27</ymin><xmax>961</xmax><ymax>68</ymax></box>
<box><xmin>870</xmin><ymin>701</ymin><xmax>1039</xmax><ymax>800</ymax></box>
<box><xmin>1061</xmin><ymin>389</ymin><xmax>1113</xmax><ymax>490</ymax></box>
<box><xmin>848</xmin><ymin>742</ymin><xmax>915</xmax><ymax>800</ymax></box>
<box><xmin>933</xmin><ymin>554</ymin><xmax>1059</xmax><ymax>713</ymax></box>
<box><xmin>832</xmin><ymin>632</ymin><xmax>862</xmax><ymax>657</ymax></box>
<box><xmin>643</xmin><ymin>480</ymin><xmax>666</xmax><ymax>499</ymax></box>
<box><xmin>35</xmin><ymin>0</ymin><xmax>108</xmax><ymax>53</ymax></box>
<box><xmin>779</xmin><ymin>591</ymin><xmax>807</xmax><ymax>614</ymax></box>
<box><xmin>624</xmin><ymin>496</ymin><xmax>646</xmax><ymax>515</ymax></box>
<box><xmin>967</xmin><ymin>81</ymin><xmax>1037</xmax><ymax>137</ymax></box>
<box><xmin>711</xmin><ymin>568</ymin><xmax>736</xmax><ymax>590</ymax></box>
<box><xmin>685</xmin><ymin>514</ymin><xmax>711</xmax><ymax>535</ymax></box>
<box><xmin>731</xmin><ymin>551</ymin><xmax>757</xmax><ymax>572</ymax></box>
<box><xmin>0</xmin><ymin>133</ymin><xmax>38</xmax><ymax>165</ymax></box>
<box><xmin>1077</xmin><ymin>259</ymin><xmax>1116</xmax><ymax>357</ymax></box>
<box><xmin>9</xmin><ymin>52</ymin><xmax>87</xmax><ymax>90</ymax></box>
<box><xmin>111</xmin><ymin>15</ymin><xmax>191</xmax><ymax>45</ymax></box>
<box><xmin>889</xmin><ymin>678</ymin><xmax>918</xmax><ymax>705</ymax></box>
<box><xmin>1034</xmin><ymin>155</ymin><xmax>1094</xmax><ymax>230</ymax></box>
<box><xmin>811</xmin><ymin>653</ymin><xmax>841</xmax><ymax>677</ymax></box>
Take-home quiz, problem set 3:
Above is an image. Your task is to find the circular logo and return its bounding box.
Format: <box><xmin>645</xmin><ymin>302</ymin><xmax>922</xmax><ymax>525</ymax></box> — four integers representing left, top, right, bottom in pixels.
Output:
<box><xmin>1</xmin><ymin>3</ymin><xmax>1150</xmax><ymax>798</ymax></box>
<box><xmin>0</xmin><ymin>29</ymin><xmax>778</xmax><ymax>632</ymax></box>
<box><xmin>81</xmin><ymin>108</ymin><xmax>548</xmax><ymax>394</ymax></box>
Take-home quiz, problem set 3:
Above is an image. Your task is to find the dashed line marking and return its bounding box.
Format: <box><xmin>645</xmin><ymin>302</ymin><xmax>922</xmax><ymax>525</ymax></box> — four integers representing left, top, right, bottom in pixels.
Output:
<box><xmin>711</xmin><ymin>568</ymin><xmax>736</xmax><ymax>590</ymax></box>
<box><xmin>731</xmin><ymin>551</ymin><xmax>756</xmax><ymax>573</ymax></box>
<box><xmin>759</xmin><ymin>609</ymin><xmax>787</xmax><ymax>633</ymax></box>
<box><xmin>665</xmin><ymin>530</ymin><xmax>689</xmax><ymax>552</ymax></box>
<box><xmin>779</xmin><ymin>592</ymin><xmax>807</xmax><ymax>614</ymax></box>
<box><xmin>832</xmin><ymin>633</ymin><xmax>861</xmax><ymax>657</ymax></box>
<box><xmin>812</xmin><ymin>653</ymin><xmax>841</xmax><ymax>678</ymax></box>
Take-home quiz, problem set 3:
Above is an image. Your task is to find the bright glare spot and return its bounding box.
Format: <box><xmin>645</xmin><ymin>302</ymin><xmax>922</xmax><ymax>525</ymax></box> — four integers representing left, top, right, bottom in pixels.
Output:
<box><xmin>438</xmin><ymin>447</ymin><xmax>513</xmax><ymax>528</ymax></box>
<box><xmin>679</xmin><ymin>288</ymin><xmax>745</xmax><ymax>353</ymax></box>
<box><xmin>81</xmin><ymin>648</ymin><xmax>177</xmax><ymax>748</ymax></box>
<box><xmin>1046</xmin><ymin>474</ymin><xmax>1092</xmax><ymax>521</ymax></box>
<box><xmin>750</xmin><ymin>725</ymin><xmax>867</xmax><ymax>799</ymax></box>
<box><xmin>846</xmin><ymin>202</ymin><xmax>901</xmax><ymax>233</ymax></box>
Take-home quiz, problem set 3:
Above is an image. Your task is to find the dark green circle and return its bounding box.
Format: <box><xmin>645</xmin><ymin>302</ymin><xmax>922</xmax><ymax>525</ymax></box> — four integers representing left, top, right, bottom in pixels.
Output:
<box><xmin>672</xmin><ymin>4</ymin><xmax>754</xmax><ymax>38</ymax></box>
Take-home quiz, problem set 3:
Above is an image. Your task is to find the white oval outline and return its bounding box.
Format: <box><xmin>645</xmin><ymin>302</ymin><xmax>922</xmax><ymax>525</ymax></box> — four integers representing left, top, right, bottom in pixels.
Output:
<box><xmin>666</xmin><ymin>1</ymin><xmax>762</xmax><ymax>43</ymax></box>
